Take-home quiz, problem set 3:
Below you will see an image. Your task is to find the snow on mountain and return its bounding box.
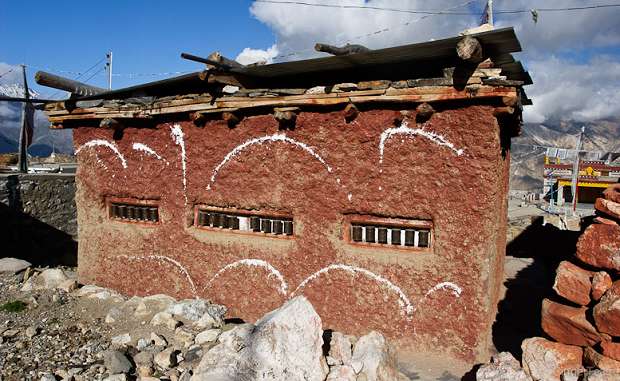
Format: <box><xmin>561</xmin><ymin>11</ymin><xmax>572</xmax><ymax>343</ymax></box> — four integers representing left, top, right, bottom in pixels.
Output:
<box><xmin>0</xmin><ymin>84</ymin><xmax>40</xmax><ymax>99</ymax></box>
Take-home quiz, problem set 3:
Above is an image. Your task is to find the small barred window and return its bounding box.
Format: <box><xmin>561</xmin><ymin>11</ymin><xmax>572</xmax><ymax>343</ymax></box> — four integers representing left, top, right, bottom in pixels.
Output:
<box><xmin>349</xmin><ymin>218</ymin><xmax>431</xmax><ymax>249</ymax></box>
<box><xmin>195</xmin><ymin>208</ymin><xmax>293</xmax><ymax>236</ymax></box>
<box><xmin>109</xmin><ymin>202</ymin><xmax>159</xmax><ymax>223</ymax></box>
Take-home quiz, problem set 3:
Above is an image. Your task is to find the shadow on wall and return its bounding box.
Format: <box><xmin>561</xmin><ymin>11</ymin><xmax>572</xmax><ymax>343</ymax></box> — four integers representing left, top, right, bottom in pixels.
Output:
<box><xmin>0</xmin><ymin>176</ymin><xmax>77</xmax><ymax>266</ymax></box>
<box><xmin>492</xmin><ymin>216</ymin><xmax>582</xmax><ymax>360</ymax></box>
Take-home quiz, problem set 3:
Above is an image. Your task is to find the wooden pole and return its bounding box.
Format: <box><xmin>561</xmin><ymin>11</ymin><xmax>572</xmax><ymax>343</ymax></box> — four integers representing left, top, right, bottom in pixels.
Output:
<box><xmin>18</xmin><ymin>65</ymin><xmax>30</xmax><ymax>173</ymax></box>
<box><xmin>571</xmin><ymin>126</ymin><xmax>585</xmax><ymax>213</ymax></box>
<box><xmin>106</xmin><ymin>51</ymin><xmax>113</xmax><ymax>90</ymax></box>
<box><xmin>180</xmin><ymin>53</ymin><xmax>241</xmax><ymax>71</ymax></box>
<box><xmin>35</xmin><ymin>71</ymin><xmax>106</xmax><ymax>96</ymax></box>
<box><xmin>314</xmin><ymin>43</ymin><xmax>370</xmax><ymax>56</ymax></box>
<box><xmin>206</xmin><ymin>52</ymin><xmax>244</xmax><ymax>69</ymax></box>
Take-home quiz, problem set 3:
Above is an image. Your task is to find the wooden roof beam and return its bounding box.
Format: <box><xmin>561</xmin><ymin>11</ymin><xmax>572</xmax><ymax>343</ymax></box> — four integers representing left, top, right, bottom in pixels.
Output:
<box><xmin>181</xmin><ymin>52</ymin><xmax>244</xmax><ymax>71</ymax></box>
<box><xmin>456</xmin><ymin>36</ymin><xmax>484</xmax><ymax>64</ymax></box>
<box><xmin>34</xmin><ymin>71</ymin><xmax>106</xmax><ymax>97</ymax></box>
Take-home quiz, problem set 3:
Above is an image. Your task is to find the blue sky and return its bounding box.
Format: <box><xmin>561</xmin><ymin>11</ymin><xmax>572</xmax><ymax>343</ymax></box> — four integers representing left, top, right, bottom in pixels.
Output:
<box><xmin>1</xmin><ymin>1</ymin><xmax>275</xmax><ymax>94</ymax></box>
<box><xmin>2</xmin><ymin>0</ymin><xmax>620</xmax><ymax>122</ymax></box>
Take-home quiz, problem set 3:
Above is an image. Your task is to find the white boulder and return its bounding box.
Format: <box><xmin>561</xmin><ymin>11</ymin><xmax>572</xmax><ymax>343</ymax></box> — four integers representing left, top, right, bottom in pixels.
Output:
<box><xmin>21</xmin><ymin>268</ymin><xmax>70</xmax><ymax>291</ymax></box>
<box><xmin>195</xmin><ymin>329</ymin><xmax>221</xmax><ymax>345</ymax></box>
<box><xmin>476</xmin><ymin>352</ymin><xmax>532</xmax><ymax>381</ymax></box>
<box><xmin>328</xmin><ymin>331</ymin><xmax>353</xmax><ymax>366</ymax></box>
<box><xmin>150</xmin><ymin>312</ymin><xmax>181</xmax><ymax>330</ymax></box>
<box><xmin>350</xmin><ymin>331</ymin><xmax>405</xmax><ymax>381</ymax></box>
<box><xmin>167</xmin><ymin>299</ymin><xmax>209</xmax><ymax>321</ymax></box>
<box><xmin>0</xmin><ymin>257</ymin><xmax>31</xmax><ymax>274</ymax></box>
<box><xmin>326</xmin><ymin>365</ymin><xmax>357</xmax><ymax>381</ymax></box>
<box><xmin>74</xmin><ymin>285</ymin><xmax>123</xmax><ymax>302</ymax></box>
<box><xmin>110</xmin><ymin>333</ymin><xmax>131</xmax><ymax>347</ymax></box>
<box><xmin>192</xmin><ymin>296</ymin><xmax>327</xmax><ymax>381</ymax></box>
<box><xmin>134</xmin><ymin>294</ymin><xmax>176</xmax><ymax>318</ymax></box>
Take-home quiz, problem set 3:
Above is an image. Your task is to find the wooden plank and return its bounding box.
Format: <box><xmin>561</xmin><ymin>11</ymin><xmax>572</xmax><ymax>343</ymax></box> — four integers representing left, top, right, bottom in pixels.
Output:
<box><xmin>45</xmin><ymin>85</ymin><xmax>517</xmax><ymax>124</ymax></box>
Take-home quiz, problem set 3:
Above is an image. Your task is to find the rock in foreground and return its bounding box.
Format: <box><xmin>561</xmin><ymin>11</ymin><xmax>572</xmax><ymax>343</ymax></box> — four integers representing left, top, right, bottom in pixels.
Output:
<box><xmin>476</xmin><ymin>352</ymin><xmax>531</xmax><ymax>381</ymax></box>
<box><xmin>552</xmin><ymin>261</ymin><xmax>592</xmax><ymax>306</ymax></box>
<box><xmin>521</xmin><ymin>337</ymin><xmax>582</xmax><ymax>381</ymax></box>
<box><xmin>541</xmin><ymin>299</ymin><xmax>600</xmax><ymax>346</ymax></box>
<box><xmin>0</xmin><ymin>258</ymin><xmax>31</xmax><ymax>274</ymax></box>
<box><xmin>593</xmin><ymin>281</ymin><xmax>620</xmax><ymax>336</ymax></box>
<box><xmin>192</xmin><ymin>296</ymin><xmax>327</xmax><ymax>381</ymax></box>
<box><xmin>575</xmin><ymin>224</ymin><xmax>620</xmax><ymax>272</ymax></box>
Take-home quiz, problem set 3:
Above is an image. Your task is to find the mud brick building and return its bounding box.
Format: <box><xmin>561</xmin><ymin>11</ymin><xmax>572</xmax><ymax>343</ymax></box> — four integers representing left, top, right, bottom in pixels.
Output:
<box><xmin>39</xmin><ymin>28</ymin><xmax>531</xmax><ymax>369</ymax></box>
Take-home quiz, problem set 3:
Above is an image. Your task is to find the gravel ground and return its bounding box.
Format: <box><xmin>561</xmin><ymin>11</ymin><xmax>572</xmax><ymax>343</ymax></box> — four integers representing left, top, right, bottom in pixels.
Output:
<box><xmin>0</xmin><ymin>269</ymin><xmax>115</xmax><ymax>380</ymax></box>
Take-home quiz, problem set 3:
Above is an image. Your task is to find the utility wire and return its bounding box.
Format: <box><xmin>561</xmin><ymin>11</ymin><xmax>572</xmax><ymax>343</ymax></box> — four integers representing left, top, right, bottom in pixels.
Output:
<box><xmin>0</xmin><ymin>68</ymin><xmax>15</xmax><ymax>79</ymax></box>
<box><xmin>82</xmin><ymin>66</ymin><xmax>107</xmax><ymax>84</ymax></box>
<box><xmin>512</xmin><ymin>143</ymin><xmax>620</xmax><ymax>157</ymax></box>
<box><xmin>111</xmin><ymin>70</ymin><xmax>191</xmax><ymax>78</ymax></box>
<box><xmin>46</xmin><ymin>56</ymin><xmax>108</xmax><ymax>99</ymax></box>
<box><xmin>73</xmin><ymin>57</ymin><xmax>107</xmax><ymax>81</ymax></box>
<box><xmin>271</xmin><ymin>0</ymin><xmax>478</xmax><ymax>60</ymax></box>
<box><xmin>341</xmin><ymin>0</ymin><xmax>478</xmax><ymax>45</ymax></box>
<box><xmin>255</xmin><ymin>0</ymin><xmax>474</xmax><ymax>15</ymax></box>
<box><xmin>496</xmin><ymin>4</ymin><xmax>620</xmax><ymax>14</ymax></box>
<box><xmin>256</xmin><ymin>1</ymin><xmax>620</xmax><ymax>15</ymax></box>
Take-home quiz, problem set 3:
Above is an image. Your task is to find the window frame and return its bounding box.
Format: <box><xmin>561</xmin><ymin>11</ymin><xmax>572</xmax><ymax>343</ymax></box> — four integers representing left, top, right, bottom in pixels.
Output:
<box><xmin>193</xmin><ymin>205</ymin><xmax>295</xmax><ymax>239</ymax></box>
<box><xmin>344</xmin><ymin>214</ymin><xmax>433</xmax><ymax>252</ymax></box>
<box><xmin>106</xmin><ymin>197</ymin><xmax>160</xmax><ymax>225</ymax></box>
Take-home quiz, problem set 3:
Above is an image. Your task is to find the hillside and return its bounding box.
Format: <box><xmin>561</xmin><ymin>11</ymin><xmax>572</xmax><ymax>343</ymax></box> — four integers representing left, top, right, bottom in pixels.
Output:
<box><xmin>0</xmin><ymin>101</ymin><xmax>73</xmax><ymax>156</ymax></box>
<box><xmin>510</xmin><ymin>118</ymin><xmax>620</xmax><ymax>191</ymax></box>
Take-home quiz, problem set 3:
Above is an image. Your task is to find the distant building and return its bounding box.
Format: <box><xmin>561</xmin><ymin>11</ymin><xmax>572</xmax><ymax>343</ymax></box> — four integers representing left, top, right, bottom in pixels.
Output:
<box><xmin>543</xmin><ymin>148</ymin><xmax>620</xmax><ymax>206</ymax></box>
<box><xmin>39</xmin><ymin>28</ymin><xmax>530</xmax><ymax>369</ymax></box>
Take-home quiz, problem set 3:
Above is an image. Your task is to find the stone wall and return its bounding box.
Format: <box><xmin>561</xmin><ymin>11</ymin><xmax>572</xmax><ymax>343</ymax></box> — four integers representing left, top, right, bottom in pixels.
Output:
<box><xmin>0</xmin><ymin>173</ymin><xmax>77</xmax><ymax>265</ymax></box>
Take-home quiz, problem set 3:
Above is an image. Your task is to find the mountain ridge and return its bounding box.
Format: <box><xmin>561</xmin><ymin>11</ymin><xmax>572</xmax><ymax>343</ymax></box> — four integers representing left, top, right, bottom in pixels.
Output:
<box><xmin>510</xmin><ymin>118</ymin><xmax>620</xmax><ymax>191</ymax></box>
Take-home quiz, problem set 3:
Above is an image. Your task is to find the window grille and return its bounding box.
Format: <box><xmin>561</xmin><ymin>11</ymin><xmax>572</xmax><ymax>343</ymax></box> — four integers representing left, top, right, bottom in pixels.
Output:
<box><xmin>110</xmin><ymin>202</ymin><xmax>159</xmax><ymax>223</ymax></box>
<box><xmin>350</xmin><ymin>222</ymin><xmax>430</xmax><ymax>248</ymax></box>
<box><xmin>196</xmin><ymin>209</ymin><xmax>293</xmax><ymax>236</ymax></box>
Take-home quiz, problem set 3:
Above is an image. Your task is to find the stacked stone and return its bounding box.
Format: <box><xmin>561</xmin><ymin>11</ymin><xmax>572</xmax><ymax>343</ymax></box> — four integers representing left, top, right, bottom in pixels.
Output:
<box><xmin>534</xmin><ymin>184</ymin><xmax>620</xmax><ymax>379</ymax></box>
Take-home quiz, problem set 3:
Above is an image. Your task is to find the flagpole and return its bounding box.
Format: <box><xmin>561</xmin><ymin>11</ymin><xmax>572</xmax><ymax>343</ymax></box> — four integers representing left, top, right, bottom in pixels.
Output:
<box><xmin>488</xmin><ymin>0</ymin><xmax>494</xmax><ymax>26</ymax></box>
<box><xmin>17</xmin><ymin>64</ymin><xmax>30</xmax><ymax>173</ymax></box>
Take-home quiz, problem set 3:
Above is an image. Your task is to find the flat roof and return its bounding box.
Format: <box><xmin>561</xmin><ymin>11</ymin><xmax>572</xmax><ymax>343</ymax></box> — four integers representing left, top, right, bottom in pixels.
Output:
<box><xmin>47</xmin><ymin>27</ymin><xmax>530</xmax><ymax>102</ymax></box>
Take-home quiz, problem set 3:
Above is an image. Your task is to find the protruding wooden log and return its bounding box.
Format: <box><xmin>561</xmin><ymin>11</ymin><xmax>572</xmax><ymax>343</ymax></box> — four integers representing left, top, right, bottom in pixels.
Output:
<box><xmin>315</xmin><ymin>43</ymin><xmax>370</xmax><ymax>56</ymax></box>
<box><xmin>493</xmin><ymin>106</ymin><xmax>515</xmax><ymax>117</ymax></box>
<box><xmin>198</xmin><ymin>70</ymin><xmax>243</xmax><ymax>87</ymax></box>
<box><xmin>274</xmin><ymin>107</ymin><xmax>298</xmax><ymax>130</ymax></box>
<box><xmin>456</xmin><ymin>36</ymin><xmax>483</xmax><ymax>63</ymax></box>
<box><xmin>222</xmin><ymin>111</ymin><xmax>240</xmax><ymax>128</ymax></box>
<box><xmin>206</xmin><ymin>52</ymin><xmax>244</xmax><ymax>69</ymax></box>
<box><xmin>99</xmin><ymin>117</ymin><xmax>122</xmax><ymax>129</ymax></box>
<box><xmin>416</xmin><ymin>103</ymin><xmax>435</xmax><ymax>123</ymax></box>
<box><xmin>35</xmin><ymin>71</ymin><xmax>106</xmax><ymax>97</ymax></box>
<box><xmin>502</xmin><ymin>95</ymin><xmax>519</xmax><ymax>107</ymax></box>
<box><xmin>393</xmin><ymin>110</ymin><xmax>413</xmax><ymax>126</ymax></box>
<box><xmin>190</xmin><ymin>112</ymin><xmax>206</xmax><ymax>127</ymax></box>
<box><xmin>100</xmin><ymin>118</ymin><xmax>125</xmax><ymax>140</ymax></box>
<box><xmin>181</xmin><ymin>52</ymin><xmax>244</xmax><ymax>72</ymax></box>
<box><xmin>343</xmin><ymin>103</ymin><xmax>359</xmax><ymax>123</ymax></box>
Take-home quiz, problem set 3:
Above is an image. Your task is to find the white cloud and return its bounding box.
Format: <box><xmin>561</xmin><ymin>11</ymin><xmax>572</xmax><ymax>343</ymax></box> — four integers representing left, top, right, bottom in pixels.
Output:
<box><xmin>241</xmin><ymin>0</ymin><xmax>620</xmax><ymax>123</ymax></box>
<box><xmin>496</xmin><ymin>0</ymin><xmax>620</xmax><ymax>59</ymax></box>
<box><xmin>524</xmin><ymin>56</ymin><xmax>620</xmax><ymax>123</ymax></box>
<box><xmin>235</xmin><ymin>44</ymin><xmax>279</xmax><ymax>65</ymax></box>
<box><xmin>249</xmin><ymin>0</ymin><xmax>477</xmax><ymax>59</ymax></box>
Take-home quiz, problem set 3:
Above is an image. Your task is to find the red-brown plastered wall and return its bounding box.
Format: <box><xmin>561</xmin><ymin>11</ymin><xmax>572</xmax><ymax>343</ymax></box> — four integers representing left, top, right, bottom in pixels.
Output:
<box><xmin>72</xmin><ymin>104</ymin><xmax>510</xmax><ymax>365</ymax></box>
